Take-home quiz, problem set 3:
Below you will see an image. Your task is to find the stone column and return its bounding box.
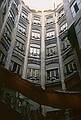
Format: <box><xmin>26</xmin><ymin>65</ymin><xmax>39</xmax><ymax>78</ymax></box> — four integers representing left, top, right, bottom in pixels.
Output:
<box><xmin>22</xmin><ymin>12</ymin><xmax>32</xmax><ymax>79</ymax></box>
<box><xmin>41</xmin><ymin>11</ymin><xmax>46</xmax><ymax>90</ymax></box>
<box><xmin>0</xmin><ymin>0</ymin><xmax>14</xmax><ymax>40</ymax></box>
<box><xmin>5</xmin><ymin>3</ymin><xmax>22</xmax><ymax>69</ymax></box>
<box><xmin>55</xmin><ymin>9</ymin><xmax>70</xmax><ymax>120</ymax></box>
<box><xmin>63</xmin><ymin>0</ymin><xmax>73</xmax><ymax>26</ymax></box>
<box><xmin>55</xmin><ymin>13</ymin><xmax>66</xmax><ymax>90</ymax></box>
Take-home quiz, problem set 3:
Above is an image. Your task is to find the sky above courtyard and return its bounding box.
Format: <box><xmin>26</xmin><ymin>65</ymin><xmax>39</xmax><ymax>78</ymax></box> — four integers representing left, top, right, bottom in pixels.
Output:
<box><xmin>23</xmin><ymin>0</ymin><xmax>63</xmax><ymax>10</ymax></box>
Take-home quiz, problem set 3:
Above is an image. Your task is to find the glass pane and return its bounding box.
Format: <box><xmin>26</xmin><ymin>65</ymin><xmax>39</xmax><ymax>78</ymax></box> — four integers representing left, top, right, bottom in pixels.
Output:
<box><xmin>30</xmin><ymin>48</ymin><xmax>33</xmax><ymax>53</ymax></box>
<box><xmin>34</xmin><ymin>48</ymin><xmax>36</xmax><ymax>54</ymax></box>
<box><xmin>36</xmin><ymin>49</ymin><xmax>39</xmax><ymax>54</ymax></box>
<box><xmin>74</xmin><ymin>3</ymin><xmax>79</xmax><ymax>13</ymax></box>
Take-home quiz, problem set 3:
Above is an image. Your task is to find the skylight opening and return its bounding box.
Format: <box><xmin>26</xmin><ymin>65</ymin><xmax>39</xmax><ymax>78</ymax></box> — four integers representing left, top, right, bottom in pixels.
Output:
<box><xmin>23</xmin><ymin>0</ymin><xmax>63</xmax><ymax>10</ymax></box>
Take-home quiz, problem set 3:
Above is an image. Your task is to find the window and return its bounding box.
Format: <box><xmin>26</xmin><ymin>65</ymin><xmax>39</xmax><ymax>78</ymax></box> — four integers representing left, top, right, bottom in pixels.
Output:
<box><xmin>8</xmin><ymin>10</ymin><xmax>15</xmax><ymax>25</ymax></box>
<box><xmin>46</xmin><ymin>15</ymin><xmax>53</xmax><ymax>20</ymax></box>
<box><xmin>29</xmin><ymin>47</ymin><xmax>40</xmax><ymax>58</ymax></box>
<box><xmin>62</xmin><ymin>37</ymin><xmax>70</xmax><ymax>50</ymax></box>
<box><xmin>3</xmin><ymin>29</ymin><xmax>11</xmax><ymax>45</ymax></box>
<box><xmin>4</xmin><ymin>26</ymin><xmax>11</xmax><ymax>36</ymax></box>
<box><xmin>10</xmin><ymin>61</ymin><xmax>21</xmax><ymax>74</ymax></box>
<box><xmin>46</xmin><ymin>19</ymin><xmax>53</xmax><ymax>24</ymax></box>
<box><xmin>13</xmin><ymin>0</ymin><xmax>19</xmax><ymax>7</ymax></box>
<box><xmin>22</xmin><ymin>7</ymin><xmax>28</xmax><ymax>16</ymax></box>
<box><xmin>47</xmin><ymin>68</ymin><xmax>59</xmax><ymax>81</ymax></box>
<box><xmin>60</xmin><ymin>23</ymin><xmax>67</xmax><ymax>32</ymax></box>
<box><xmin>12</xmin><ymin>2</ymin><xmax>18</xmax><ymax>13</ymax></box>
<box><xmin>2</xmin><ymin>6</ymin><xmax>6</xmax><ymax>21</ymax></box>
<box><xmin>32</xmin><ymin>32</ymin><xmax>40</xmax><ymax>39</ymax></box>
<box><xmin>16</xmin><ymin>41</ymin><xmax>24</xmax><ymax>51</ymax></box>
<box><xmin>74</xmin><ymin>3</ymin><xmax>79</xmax><ymax>13</ymax></box>
<box><xmin>27</xmin><ymin>68</ymin><xmax>40</xmax><ymax>81</ymax></box>
<box><xmin>46</xmin><ymin>31</ymin><xmax>55</xmax><ymax>38</ymax></box>
<box><xmin>71</xmin><ymin>0</ymin><xmax>81</xmax><ymax>17</ymax></box>
<box><xmin>46</xmin><ymin>15</ymin><xmax>54</xmax><ymax>24</ymax></box>
<box><xmin>3</xmin><ymin>26</ymin><xmax>11</xmax><ymax>44</ymax></box>
<box><xmin>64</xmin><ymin>61</ymin><xmax>77</xmax><ymax>77</ymax></box>
<box><xmin>58</xmin><ymin>10</ymin><xmax>65</xmax><ymax>19</ymax></box>
<box><xmin>46</xmin><ymin>46</ymin><xmax>57</xmax><ymax>57</ymax></box>
<box><xmin>18</xmin><ymin>25</ymin><xmax>26</xmax><ymax>35</ymax></box>
<box><xmin>1</xmin><ymin>33</ymin><xmax>11</xmax><ymax>51</ymax></box>
<box><xmin>21</xmin><ymin>12</ymin><xmax>27</xmax><ymax>20</ymax></box>
<box><xmin>3</xmin><ymin>34</ymin><xmax>11</xmax><ymax>45</ymax></box>
<box><xmin>34</xmin><ymin>16</ymin><xmax>40</xmax><ymax>21</ymax></box>
<box><xmin>0</xmin><ymin>51</ymin><xmax>5</xmax><ymax>64</ymax></box>
<box><xmin>33</xmin><ymin>19</ymin><xmax>40</xmax><ymax>24</ymax></box>
<box><xmin>1</xmin><ymin>39</ymin><xmax>9</xmax><ymax>51</ymax></box>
